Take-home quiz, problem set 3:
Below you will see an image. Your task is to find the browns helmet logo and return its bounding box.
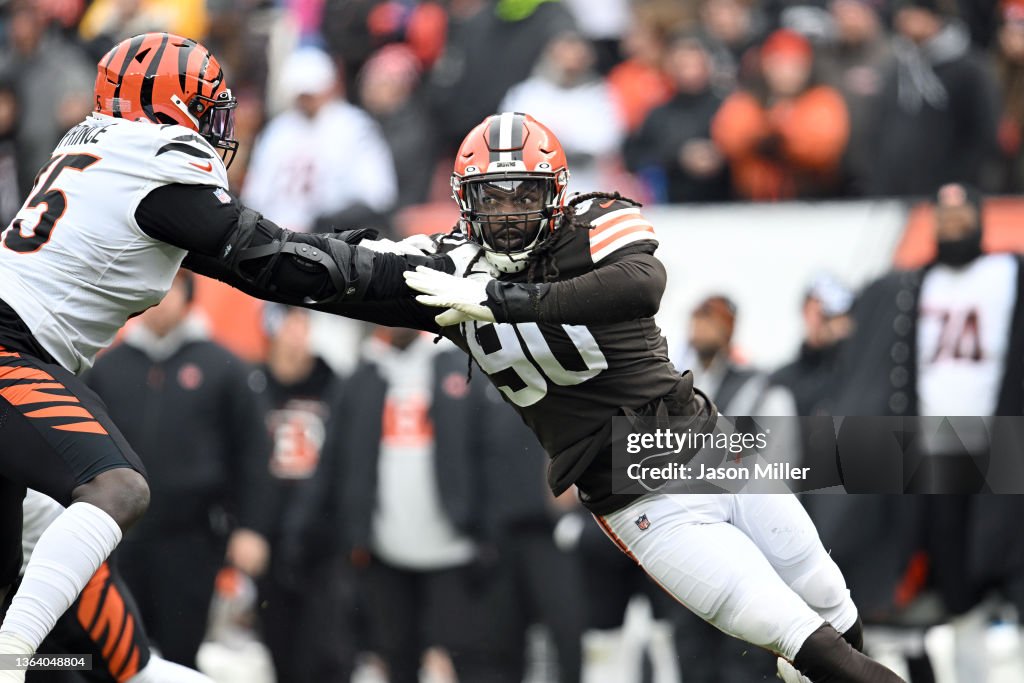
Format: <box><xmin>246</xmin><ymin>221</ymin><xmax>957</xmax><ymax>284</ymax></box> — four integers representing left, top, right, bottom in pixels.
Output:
<box><xmin>450</xmin><ymin>112</ymin><xmax>571</xmax><ymax>274</ymax></box>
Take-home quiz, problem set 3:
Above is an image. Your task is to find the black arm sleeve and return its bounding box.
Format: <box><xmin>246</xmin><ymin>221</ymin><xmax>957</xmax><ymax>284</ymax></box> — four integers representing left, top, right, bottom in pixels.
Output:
<box><xmin>139</xmin><ymin>183</ymin><xmax>444</xmax><ymax>329</ymax></box>
<box><xmin>135</xmin><ymin>183</ymin><xmax>238</xmax><ymax>255</ymax></box>
<box><xmin>486</xmin><ymin>245</ymin><xmax>666</xmax><ymax>325</ymax></box>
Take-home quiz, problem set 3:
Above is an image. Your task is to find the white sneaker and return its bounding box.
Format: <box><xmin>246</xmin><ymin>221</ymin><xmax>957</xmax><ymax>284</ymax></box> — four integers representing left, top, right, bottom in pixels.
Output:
<box><xmin>0</xmin><ymin>632</ymin><xmax>32</xmax><ymax>682</ymax></box>
<box><xmin>777</xmin><ymin>657</ymin><xmax>812</xmax><ymax>683</ymax></box>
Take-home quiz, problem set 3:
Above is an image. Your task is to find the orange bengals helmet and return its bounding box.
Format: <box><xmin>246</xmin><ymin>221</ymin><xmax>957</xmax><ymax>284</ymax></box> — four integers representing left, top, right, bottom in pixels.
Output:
<box><xmin>95</xmin><ymin>33</ymin><xmax>239</xmax><ymax>167</ymax></box>
<box><xmin>452</xmin><ymin>112</ymin><xmax>570</xmax><ymax>273</ymax></box>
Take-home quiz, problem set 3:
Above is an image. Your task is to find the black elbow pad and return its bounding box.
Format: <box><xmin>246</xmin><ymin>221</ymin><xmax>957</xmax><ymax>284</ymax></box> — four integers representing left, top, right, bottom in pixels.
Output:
<box><xmin>219</xmin><ymin>207</ymin><xmax>374</xmax><ymax>304</ymax></box>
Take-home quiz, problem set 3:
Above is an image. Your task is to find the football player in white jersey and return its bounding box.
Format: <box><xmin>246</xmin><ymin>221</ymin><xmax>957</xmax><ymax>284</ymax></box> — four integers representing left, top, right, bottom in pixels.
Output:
<box><xmin>20</xmin><ymin>490</ymin><xmax>213</xmax><ymax>682</ymax></box>
<box><xmin>0</xmin><ymin>32</ymin><xmax>904</xmax><ymax>683</ymax></box>
<box><xmin>0</xmin><ymin>33</ymin><xmax>443</xmax><ymax>679</ymax></box>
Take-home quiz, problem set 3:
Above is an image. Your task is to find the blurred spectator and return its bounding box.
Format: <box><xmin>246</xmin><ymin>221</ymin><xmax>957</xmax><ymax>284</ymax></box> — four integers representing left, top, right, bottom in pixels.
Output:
<box><xmin>322</xmin><ymin>0</ymin><xmax>447</xmax><ymax>97</ymax></box>
<box><xmin>956</xmin><ymin>0</ymin><xmax>1003</xmax><ymax>48</ymax></box>
<box><xmin>359</xmin><ymin>44</ymin><xmax>436</xmax><ymax>209</ymax></box>
<box><xmin>766</xmin><ymin>0</ymin><xmax>835</xmax><ymax>41</ymax></box>
<box><xmin>771</xmin><ymin>274</ymin><xmax>855</xmax><ymax>496</ymax></box>
<box><xmin>252</xmin><ymin>305</ymin><xmax>355</xmax><ymax>683</ymax></box>
<box><xmin>818</xmin><ymin>0</ymin><xmax>894</xmax><ymax>194</ymax></box>
<box><xmin>477</xmin><ymin>382</ymin><xmax>586</xmax><ymax>683</ymax></box>
<box><xmin>426</xmin><ymin>0</ymin><xmax>576</xmax><ymax>153</ymax></box>
<box><xmin>224</xmin><ymin>88</ymin><xmax>265</xmax><ymax>192</ymax></box>
<box><xmin>833</xmin><ymin>182</ymin><xmax>1024</xmax><ymax>682</ymax></box>
<box><xmin>865</xmin><ymin>0</ymin><xmax>999</xmax><ymax>197</ymax></box>
<box><xmin>203</xmin><ymin>2</ymin><xmax>274</xmax><ymax>97</ymax></box>
<box><xmin>834</xmin><ymin>183</ymin><xmax>1024</xmax><ymax>420</ymax></box>
<box><xmin>320</xmin><ymin>0</ymin><xmax>380</xmax><ymax>96</ymax></box>
<box><xmin>671</xmin><ymin>293</ymin><xmax>795</xmax><ymax>681</ymax></box>
<box><xmin>241</xmin><ymin>46</ymin><xmax>397</xmax><ymax>232</ymax></box>
<box><xmin>340</xmin><ymin>329</ymin><xmax>518</xmax><ymax>683</ymax></box>
<box><xmin>624</xmin><ymin>34</ymin><xmax>731</xmax><ymax>203</ymax></box>
<box><xmin>0</xmin><ymin>0</ymin><xmax>93</xmax><ymax>193</ymax></box>
<box><xmin>78</xmin><ymin>0</ymin><xmax>209</xmax><ymax>45</ymax></box>
<box><xmin>771</xmin><ymin>273</ymin><xmax>854</xmax><ymax>416</ymax></box>
<box><xmin>698</xmin><ymin>0</ymin><xmax>768</xmax><ymax>90</ymax></box>
<box><xmin>34</xmin><ymin>0</ymin><xmax>88</xmax><ymax>32</ymax></box>
<box><xmin>562</xmin><ymin>0</ymin><xmax>630</xmax><ymax>73</ymax></box>
<box><xmin>991</xmin><ymin>0</ymin><xmax>1024</xmax><ymax>192</ymax></box>
<box><xmin>85</xmin><ymin>271</ymin><xmax>275</xmax><ymax>669</ymax></box>
<box><xmin>712</xmin><ymin>28</ymin><xmax>850</xmax><ymax>199</ymax></box>
<box><xmin>0</xmin><ymin>79</ymin><xmax>20</xmax><ymax>225</ymax></box>
<box><xmin>287</xmin><ymin>0</ymin><xmax>326</xmax><ymax>42</ymax></box>
<box><xmin>605</xmin><ymin>3</ymin><xmax>677</xmax><ymax>135</ymax></box>
<box><xmin>499</xmin><ymin>31</ymin><xmax>624</xmax><ymax>194</ymax></box>
<box><xmin>683</xmin><ymin>294</ymin><xmax>799</xmax><ymax>417</ymax></box>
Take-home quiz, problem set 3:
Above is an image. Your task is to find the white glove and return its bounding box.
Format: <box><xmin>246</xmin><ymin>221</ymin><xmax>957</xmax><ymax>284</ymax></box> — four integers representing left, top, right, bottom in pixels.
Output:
<box><xmin>396</xmin><ymin>233</ymin><xmax>438</xmax><ymax>254</ymax></box>
<box><xmin>446</xmin><ymin>241</ymin><xmax>487</xmax><ymax>276</ymax></box>
<box><xmin>403</xmin><ymin>266</ymin><xmax>496</xmax><ymax>327</ymax></box>
<box><xmin>776</xmin><ymin>658</ymin><xmax>812</xmax><ymax>683</ymax></box>
<box><xmin>358</xmin><ymin>235</ymin><xmax>433</xmax><ymax>256</ymax></box>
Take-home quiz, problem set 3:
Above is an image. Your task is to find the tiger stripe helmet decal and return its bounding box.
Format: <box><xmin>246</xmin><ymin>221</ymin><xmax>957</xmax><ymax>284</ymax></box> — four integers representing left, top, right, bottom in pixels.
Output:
<box><xmin>95</xmin><ymin>32</ymin><xmax>239</xmax><ymax>167</ymax></box>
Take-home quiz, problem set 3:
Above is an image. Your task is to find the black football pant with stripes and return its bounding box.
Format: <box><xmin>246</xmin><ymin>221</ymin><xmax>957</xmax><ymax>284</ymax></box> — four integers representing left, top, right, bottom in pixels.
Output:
<box><xmin>0</xmin><ymin>346</ymin><xmax>147</xmax><ymax>588</ymax></box>
<box><xmin>22</xmin><ymin>560</ymin><xmax>152</xmax><ymax>683</ymax></box>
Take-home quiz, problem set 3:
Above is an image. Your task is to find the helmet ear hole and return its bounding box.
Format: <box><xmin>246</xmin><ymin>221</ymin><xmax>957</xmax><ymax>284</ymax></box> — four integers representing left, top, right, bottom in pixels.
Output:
<box><xmin>189</xmin><ymin>99</ymin><xmax>205</xmax><ymax>116</ymax></box>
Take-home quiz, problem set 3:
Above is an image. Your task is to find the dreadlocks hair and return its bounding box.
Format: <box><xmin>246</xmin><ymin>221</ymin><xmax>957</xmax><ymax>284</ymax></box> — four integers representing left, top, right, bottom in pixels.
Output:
<box><xmin>526</xmin><ymin>191</ymin><xmax>643</xmax><ymax>284</ymax></box>
<box><xmin>463</xmin><ymin>246</ymin><xmax>489</xmax><ymax>278</ymax></box>
<box><xmin>445</xmin><ymin>191</ymin><xmax>642</xmax><ymax>382</ymax></box>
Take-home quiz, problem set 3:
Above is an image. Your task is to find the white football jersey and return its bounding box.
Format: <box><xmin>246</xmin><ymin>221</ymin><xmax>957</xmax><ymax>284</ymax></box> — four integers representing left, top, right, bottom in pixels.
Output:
<box><xmin>0</xmin><ymin>113</ymin><xmax>229</xmax><ymax>373</ymax></box>
<box><xmin>917</xmin><ymin>253</ymin><xmax>1017</xmax><ymax>417</ymax></box>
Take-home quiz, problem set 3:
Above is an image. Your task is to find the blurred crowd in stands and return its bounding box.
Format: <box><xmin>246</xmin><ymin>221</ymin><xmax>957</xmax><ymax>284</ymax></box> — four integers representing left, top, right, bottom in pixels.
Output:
<box><xmin>7</xmin><ymin>1</ymin><xmax>1024</xmax><ymax>682</ymax></box>
<box><xmin>2</xmin><ymin>0</ymin><xmax>1024</xmax><ymax>231</ymax></box>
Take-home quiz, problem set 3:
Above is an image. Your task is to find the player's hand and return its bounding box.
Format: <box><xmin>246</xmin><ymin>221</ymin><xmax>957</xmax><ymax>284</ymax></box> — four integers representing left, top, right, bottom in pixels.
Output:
<box><xmin>403</xmin><ymin>266</ymin><xmax>496</xmax><ymax>326</ymax></box>
<box><xmin>226</xmin><ymin>528</ymin><xmax>270</xmax><ymax>578</ymax></box>
<box><xmin>357</xmin><ymin>233</ymin><xmax>436</xmax><ymax>256</ymax></box>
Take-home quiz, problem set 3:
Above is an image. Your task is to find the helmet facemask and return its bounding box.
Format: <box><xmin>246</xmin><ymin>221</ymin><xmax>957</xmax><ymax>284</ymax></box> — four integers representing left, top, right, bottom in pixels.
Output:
<box><xmin>193</xmin><ymin>89</ymin><xmax>239</xmax><ymax>168</ymax></box>
<box><xmin>456</xmin><ymin>173</ymin><xmax>565</xmax><ymax>273</ymax></box>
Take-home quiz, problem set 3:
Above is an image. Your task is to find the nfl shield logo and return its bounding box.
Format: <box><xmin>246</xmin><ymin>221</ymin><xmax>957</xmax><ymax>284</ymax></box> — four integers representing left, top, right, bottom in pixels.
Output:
<box><xmin>635</xmin><ymin>514</ymin><xmax>651</xmax><ymax>531</ymax></box>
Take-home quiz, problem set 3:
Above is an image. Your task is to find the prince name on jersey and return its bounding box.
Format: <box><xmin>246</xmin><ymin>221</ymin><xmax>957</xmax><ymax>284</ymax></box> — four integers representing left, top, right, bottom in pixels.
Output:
<box><xmin>0</xmin><ymin>114</ymin><xmax>228</xmax><ymax>373</ymax></box>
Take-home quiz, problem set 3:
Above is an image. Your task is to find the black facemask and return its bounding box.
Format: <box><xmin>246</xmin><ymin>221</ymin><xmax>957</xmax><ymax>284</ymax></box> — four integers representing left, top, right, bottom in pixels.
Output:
<box><xmin>935</xmin><ymin>229</ymin><xmax>983</xmax><ymax>267</ymax></box>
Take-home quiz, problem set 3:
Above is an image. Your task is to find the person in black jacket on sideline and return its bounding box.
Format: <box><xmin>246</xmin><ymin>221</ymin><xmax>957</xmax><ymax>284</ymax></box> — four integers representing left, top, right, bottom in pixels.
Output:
<box><xmin>250</xmin><ymin>304</ymin><xmax>354</xmax><ymax>683</ymax></box>
<box><xmin>339</xmin><ymin>326</ymin><xmax>518</xmax><ymax>683</ymax></box>
<box><xmin>85</xmin><ymin>271</ymin><xmax>274</xmax><ymax>668</ymax></box>
<box><xmin>624</xmin><ymin>33</ymin><xmax>731</xmax><ymax>203</ymax></box>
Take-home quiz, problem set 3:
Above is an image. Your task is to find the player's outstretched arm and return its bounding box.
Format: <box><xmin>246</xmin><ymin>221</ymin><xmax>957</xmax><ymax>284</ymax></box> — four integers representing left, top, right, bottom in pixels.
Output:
<box><xmin>136</xmin><ymin>183</ymin><xmax>444</xmax><ymax>329</ymax></box>
<box><xmin>405</xmin><ymin>244</ymin><xmax>666</xmax><ymax>327</ymax></box>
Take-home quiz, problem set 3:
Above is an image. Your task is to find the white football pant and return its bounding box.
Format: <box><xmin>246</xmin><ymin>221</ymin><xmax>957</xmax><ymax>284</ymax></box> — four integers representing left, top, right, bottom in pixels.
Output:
<box><xmin>595</xmin><ymin>493</ymin><xmax>858</xmax><ymax>661</ymax></box>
